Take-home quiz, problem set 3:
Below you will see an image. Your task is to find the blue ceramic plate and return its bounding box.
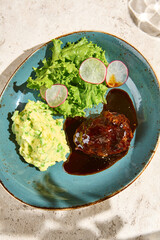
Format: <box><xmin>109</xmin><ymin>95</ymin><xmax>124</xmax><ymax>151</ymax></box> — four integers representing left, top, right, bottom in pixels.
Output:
<box><xmin>0</xmin><ymin>31</ymin><xmax>159</xmax><ymax>209</ymax></box>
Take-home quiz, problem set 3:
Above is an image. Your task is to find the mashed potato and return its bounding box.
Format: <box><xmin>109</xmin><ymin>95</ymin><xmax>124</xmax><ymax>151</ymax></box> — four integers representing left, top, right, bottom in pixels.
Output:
<box><xmin>12</xmin><ymin>100</ymin><xmax>69</xmax><ymax>171</ymax></box>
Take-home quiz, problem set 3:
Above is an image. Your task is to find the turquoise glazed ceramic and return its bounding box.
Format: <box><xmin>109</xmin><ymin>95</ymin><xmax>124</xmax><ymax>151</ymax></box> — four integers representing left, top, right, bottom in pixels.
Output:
<box><xmin>0</xmin><ymin>31</ymin><xmax>159</xmax><ymax>209</ymax></box>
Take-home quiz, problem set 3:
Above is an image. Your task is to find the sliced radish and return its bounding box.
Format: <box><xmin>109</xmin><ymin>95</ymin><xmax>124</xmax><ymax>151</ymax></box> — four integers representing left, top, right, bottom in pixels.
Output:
<box><xmin>106</xmin><ymin>60</ymin><xmax>128</xmax><ymax>87</ymax></box>
<box><xmin>79</xmin><ymin>57</ymin><xmax>107</xmax><ymax>84</ymax></box>
<box><xmin>40</xmin><ymin>86</ymin><xmax>48</xmax><ymax>100</ymax></box>
<box><xmin>45</xmin><ymin>84</ymin><xmax>68</xmax><ymax>108</ymax></box>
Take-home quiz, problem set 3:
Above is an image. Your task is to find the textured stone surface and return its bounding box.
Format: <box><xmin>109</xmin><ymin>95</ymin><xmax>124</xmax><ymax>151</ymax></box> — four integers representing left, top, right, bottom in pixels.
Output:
<box><xmin>0</xmin><ymin>0</ymin><xmax>160</xmax><ymax>239</ymax></box>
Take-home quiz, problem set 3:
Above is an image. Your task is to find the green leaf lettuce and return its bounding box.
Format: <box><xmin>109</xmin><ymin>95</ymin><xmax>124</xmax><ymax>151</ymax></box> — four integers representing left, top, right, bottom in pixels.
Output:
<box><xmin>27</xmin><ymin>37</ymin><xmax>108</xmax><ymax>117</ymax></box>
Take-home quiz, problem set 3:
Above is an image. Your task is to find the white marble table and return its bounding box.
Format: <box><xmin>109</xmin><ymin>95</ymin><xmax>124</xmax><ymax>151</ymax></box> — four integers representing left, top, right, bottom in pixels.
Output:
<box><xmin>0</xmin><ymin>1</ymin><xmax>160</xmax><ymax>239</ymax></box>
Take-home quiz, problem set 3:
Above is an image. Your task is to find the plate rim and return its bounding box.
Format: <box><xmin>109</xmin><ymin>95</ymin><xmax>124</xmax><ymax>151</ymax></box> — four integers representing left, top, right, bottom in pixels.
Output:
<box><xmin>0</xmin><ymin>30</ymin><xmax>160</xmax><ymax>210</ymax></box>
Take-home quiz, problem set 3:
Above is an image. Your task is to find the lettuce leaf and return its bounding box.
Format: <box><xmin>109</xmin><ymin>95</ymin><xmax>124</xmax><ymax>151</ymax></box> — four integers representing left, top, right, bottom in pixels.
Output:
<box><xmin>27</xmin><ymin>37</ymin><xmax>108</xmax><ymax>117</ymax></box>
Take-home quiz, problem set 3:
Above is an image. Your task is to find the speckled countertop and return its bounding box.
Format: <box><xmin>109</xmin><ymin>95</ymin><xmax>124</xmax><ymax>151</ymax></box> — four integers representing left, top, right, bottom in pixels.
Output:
<box><xmin>0</xmin><ymin>1</ymin><xmax>160</xmax><ymax>239</ymax></box>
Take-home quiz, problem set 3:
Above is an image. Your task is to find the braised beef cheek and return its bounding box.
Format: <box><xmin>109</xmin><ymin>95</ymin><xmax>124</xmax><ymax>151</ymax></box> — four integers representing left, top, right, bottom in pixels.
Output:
<box><xmin>73</xmin><ymin>111</ymin><xmax>133</xmax><ymax>157</ymax></box>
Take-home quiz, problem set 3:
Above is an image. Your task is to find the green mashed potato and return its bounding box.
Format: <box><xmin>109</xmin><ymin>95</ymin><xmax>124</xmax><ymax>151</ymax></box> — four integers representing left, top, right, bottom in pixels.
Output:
<box><xmin>12</xmin><ymin>100</ymin><xmax>69</xmax><ymax>171</ymax></box>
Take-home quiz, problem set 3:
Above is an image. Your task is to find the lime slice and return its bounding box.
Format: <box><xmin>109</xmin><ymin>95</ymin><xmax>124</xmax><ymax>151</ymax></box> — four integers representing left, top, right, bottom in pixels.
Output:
<box><xmin>106</xmin><ymin>60</ymin><xmax>128</xmax><ymax>87</ymax></box>
<box><xmin>79</xmin><ymin>57</ymin><xmax>107</xmax><ymax>84</ymax></box>
<box><xmin>45</xmin><ymin>84</ymin><xmax>68</xmax><ymax>108</ymax></box>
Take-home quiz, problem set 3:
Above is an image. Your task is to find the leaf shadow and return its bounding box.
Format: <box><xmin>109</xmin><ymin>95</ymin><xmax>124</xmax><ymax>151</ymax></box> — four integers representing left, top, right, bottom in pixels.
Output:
<box><xmin>12</xmin><ymin>81</ymin><xmax>40</xmax><ymax>100</ymax></box>
<box><xmin>0</xmin><ymin>182</ymin><xmax>124</xmax><ymax>240</ymax></box>
<box><xmin>33</xmin><ymin>173</ymin><xmax>87</xmax><ymax>207</ymax></box>
<box><xmin>119</xmin><ymin>231</ymin><xmax>160</xmax><ymax>240</ymax></box>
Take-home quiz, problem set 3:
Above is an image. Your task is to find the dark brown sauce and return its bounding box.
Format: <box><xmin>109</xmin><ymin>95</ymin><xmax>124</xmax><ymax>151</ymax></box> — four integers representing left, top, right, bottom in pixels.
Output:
<box><xmin>104</xmin><ymin>89</ymin><xmax>138</xmax><ymax>132</ymax></box>
<box><xmin>63</xmin><ymin>89</ymin><xmax>138</xmax><ymax>175</ymax></box>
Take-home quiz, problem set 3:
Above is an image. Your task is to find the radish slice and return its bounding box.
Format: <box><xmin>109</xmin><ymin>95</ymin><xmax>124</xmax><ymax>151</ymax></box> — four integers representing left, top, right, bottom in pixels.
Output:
<box><xmin>40</xmin><ymin>86</ymin><xmax>48</xmax><ymax>100</ymax></box>
<box><xmin>106</xmin><ymin>60</ymin><xmax>128</xmax><ymax>87</ymax></box>
<box><xmin>79</xmin><ymin>57</ymin><xmax>107</xmax><ymax>84</ymax></box>
<box><xmin>45</xmin><ymin>84</ymin><xmax>68</xmax><ymax>108</ymax></box>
